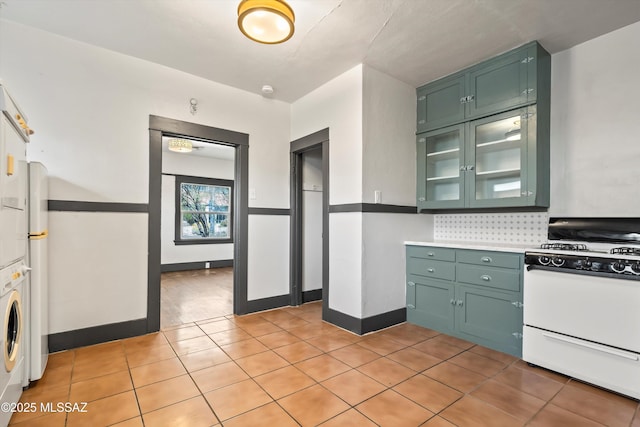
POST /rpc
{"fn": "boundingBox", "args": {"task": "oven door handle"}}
[542,332,640,361]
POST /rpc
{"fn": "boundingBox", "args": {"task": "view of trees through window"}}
[180,182,231,239]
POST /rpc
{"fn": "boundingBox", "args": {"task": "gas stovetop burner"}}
[610,247,640,256]
[540,243,589,251]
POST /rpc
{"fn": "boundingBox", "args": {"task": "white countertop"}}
[404,240,533,253]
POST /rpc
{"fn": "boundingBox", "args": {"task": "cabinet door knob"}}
[450,299,456,305]
[418,96,426,101]
[407,304,415,309]
[418,197,426,201]
[427,252,434,257]
[467,165,475,171]
[460,166,467,171]
[407,281,415,287]
[481,275,491,281]
[418,119,426,124]
[427,268,435,273]
[457,300,464,306]
[481,257,492,263]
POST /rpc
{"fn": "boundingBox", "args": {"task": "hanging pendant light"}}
[237,0,295,44]
[168,138,193,153]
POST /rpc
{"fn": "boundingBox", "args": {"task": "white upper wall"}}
[291,64,363,205]
[549,21,640,217]
[0,20,291,206]
[0,20,291,333]
[362,65,417,206]
[162,151,235,180]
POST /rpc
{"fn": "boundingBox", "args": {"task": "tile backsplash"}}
[434,212,549,246]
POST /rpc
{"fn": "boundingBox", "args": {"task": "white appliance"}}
[0,260,27,427]
[0,83,30,424]
[0,84,30,270]
[27,162,48,382]
[523,218,640,399]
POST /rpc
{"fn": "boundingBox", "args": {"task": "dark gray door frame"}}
[290,128,329,318]
[148,115,250,332]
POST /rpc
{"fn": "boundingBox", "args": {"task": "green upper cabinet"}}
[418,105,549,210]
[416,74,465,133]
[416,41,550,132]
[417,124,466,210]
[415,41,550,211]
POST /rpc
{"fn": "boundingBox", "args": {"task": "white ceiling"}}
[2,0,640,102]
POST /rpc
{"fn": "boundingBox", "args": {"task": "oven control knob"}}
[582,259,592,269]
[631,263,640,274]
[551,257,565,267]
[611,261,626,273]
[538,256,551,265]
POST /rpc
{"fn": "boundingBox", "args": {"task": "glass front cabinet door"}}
[417,124,466,210]
[417,106,541,211]
[467,105,537,208]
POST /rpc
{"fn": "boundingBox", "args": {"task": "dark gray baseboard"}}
[302,289,322,303]
[161,260,233,272]
[324,307,407,335]
[248,207,291,215]
[329,203,417,214]
[48,200,149,213]
[49,318,148,352]
[246,294,290,313]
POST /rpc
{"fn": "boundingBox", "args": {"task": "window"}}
[174,175,233,244]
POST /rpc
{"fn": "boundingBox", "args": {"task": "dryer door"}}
[4,290,22,372]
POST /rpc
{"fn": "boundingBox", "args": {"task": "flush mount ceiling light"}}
[237,0,295,44]
[168,138,193,153]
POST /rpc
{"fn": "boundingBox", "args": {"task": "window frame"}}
[174,175,234,245]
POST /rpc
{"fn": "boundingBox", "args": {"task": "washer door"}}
[4,290,22,372]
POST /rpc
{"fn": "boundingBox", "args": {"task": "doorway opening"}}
[160,137,235,328]
[290,128,329,318]
[148,116,249,333]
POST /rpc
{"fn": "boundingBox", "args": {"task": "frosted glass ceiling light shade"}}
[238,0,295,44]
[168,138,193,153]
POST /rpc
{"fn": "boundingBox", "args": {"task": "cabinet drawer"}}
[456,264,520,292]
[457,250,522,269]
[407,246,456,262]
[407,258,455,281]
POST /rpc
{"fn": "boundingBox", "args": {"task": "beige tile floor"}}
[10,301,640,426]
[161,268,233,329]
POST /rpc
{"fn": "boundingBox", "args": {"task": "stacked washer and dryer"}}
[0,83,48,427]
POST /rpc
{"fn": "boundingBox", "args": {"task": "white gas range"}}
[523,218,640,399]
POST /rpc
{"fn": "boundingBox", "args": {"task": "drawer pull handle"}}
[407,304,415,309]
[427,252,435,257]
[407,281,415,287]
[481,275,491,281]
[481,257,492,263]
[427,268,435,273]
[542,332,639,361]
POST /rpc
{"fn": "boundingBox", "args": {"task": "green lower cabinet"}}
[407,275,455,333]
[456,285,523,356]
[406,246,524,357]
